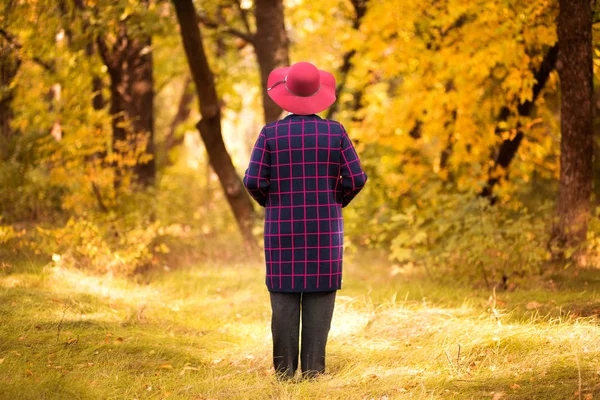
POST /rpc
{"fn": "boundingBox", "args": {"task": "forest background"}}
[2,0,598,284]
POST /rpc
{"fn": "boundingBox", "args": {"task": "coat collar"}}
[282,113,323,121]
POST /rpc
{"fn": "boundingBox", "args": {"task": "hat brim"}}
[267,67,336,115]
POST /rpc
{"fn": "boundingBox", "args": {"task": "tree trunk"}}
[326,0,368,120]
[253,0,290,124]
[165,76,194,161]
[97,24,156,189]
[0,34,20,161]
[129,34,155,186]
[195,0,290,125]
[593,91,600,205]
[551,0,594,249]
[172,0,257,250]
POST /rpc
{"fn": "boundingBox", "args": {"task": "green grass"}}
[1,256,600,399]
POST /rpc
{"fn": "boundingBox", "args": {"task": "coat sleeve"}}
[339,127,367,208]
[243,129,270,207]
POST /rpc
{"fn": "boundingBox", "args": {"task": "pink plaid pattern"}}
[243,114,367,292]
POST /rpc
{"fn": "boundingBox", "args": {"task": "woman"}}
[243,61,367,380]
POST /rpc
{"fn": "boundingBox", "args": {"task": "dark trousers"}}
[269,291,336,379]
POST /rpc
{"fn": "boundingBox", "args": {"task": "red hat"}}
[267,62,336,115]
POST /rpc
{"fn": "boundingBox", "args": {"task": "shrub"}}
[388,191,552,287]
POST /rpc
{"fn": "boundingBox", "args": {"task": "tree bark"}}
[253,0,290,123]
[172,0,257,250]
[165,76,194,161]
[0,32,21,161]
[129,33,155,186]
[551,0,594,249]
[593,90,600,205]
[97,22,156,188]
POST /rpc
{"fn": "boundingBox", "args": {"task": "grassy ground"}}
[1,256,600,399]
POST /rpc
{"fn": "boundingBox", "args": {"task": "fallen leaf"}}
[26,369,33,375]
[159,364,173,369]
[179,366,199,375]
[0,358,4,364]
[492,392,505,400]
[114,337,124,344]
[510,383,520,389]
[526,301,543,310]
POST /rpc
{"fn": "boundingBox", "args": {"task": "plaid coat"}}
[243,114,367,292]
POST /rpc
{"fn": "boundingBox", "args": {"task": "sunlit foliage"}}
[0,0,598,283]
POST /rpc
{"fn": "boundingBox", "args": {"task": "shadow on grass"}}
[0,377,97,400]
[0,319,213,400]
[442,363,600,399]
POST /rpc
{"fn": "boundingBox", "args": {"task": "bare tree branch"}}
[196,11,255,44]
[0,27,17,44]
[326,0,369,119]
[32,56,55,72]
[0,28,54,72]
[91,182,109,212]
[96,35,118,72]
[481,44,558,200]
[233,0,253,35]
[166,76,194,158]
